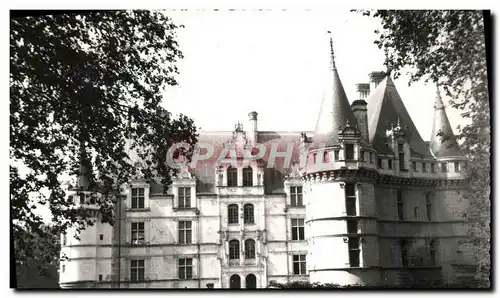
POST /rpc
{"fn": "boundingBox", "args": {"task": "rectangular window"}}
[131,188,145,209]
[228,205,239,224]
[426,193,432,221]
[422,162,427,173]
[99,234,104,241]
[178,221,192,244]
[227,169,238,187]
[79,193,85,204]
[293,254,307,275]
[388,159,393,169]
[454,162,460,172]
[398,143,404,153]
[397,190,404,220]
[412,161,417,171]
[243,168,253,186]
[347,219,357,234]
[441,162,448,173]
[178,187,191,208]
[131,222,145,245]
[378,158,383,169]
[68,195,74,203]
[312,153,317,164]
[400,240,408,267]
[345,183,356,216]
[345,144,354,160]
[431,163,436,173]
[178,258,193,280]
[334,150,340,161]
[414,206,418,218]
[429,240,437,266]
[359,150,364,162]
[348,237,360,267]
[62,264,65,273]
[291,218,305,241]
[369,152,374,163]
[399,153,405,170]
[99,274,103,281]
[290,186,303,206]
[62,234,67,245]
[130,260,145,281]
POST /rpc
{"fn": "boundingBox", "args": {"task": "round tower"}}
[303,32,380,286]
[59,159,115,288]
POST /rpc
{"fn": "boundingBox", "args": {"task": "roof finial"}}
[327,31,336,70]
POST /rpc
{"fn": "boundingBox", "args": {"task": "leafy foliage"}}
[15,225,60,288]
[355,10,491,287]
[11,11,198,269]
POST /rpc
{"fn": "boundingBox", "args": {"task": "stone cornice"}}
[302,168,467,189]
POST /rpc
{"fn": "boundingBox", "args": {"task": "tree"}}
[10,11,198,270]
[356,10,491,287]
[15,225,60,288]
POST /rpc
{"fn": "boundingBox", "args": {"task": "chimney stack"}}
[351,100,369,142]
[368,71,386,92]
[356,83,370,100]
[248,111,258,145]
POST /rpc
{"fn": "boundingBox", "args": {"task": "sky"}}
[162,9,466,138]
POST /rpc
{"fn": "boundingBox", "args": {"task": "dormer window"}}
[398,143,406,171]
[131,188,145,209]
[345,144,354,160]
[388,159,393,170]
[377,158,383,169]
[178,187,191,208]
[334,150,340,161]
[243,167,253,186]
[441,162,448,173]
[323,151,329,163]
[227,166,238,187]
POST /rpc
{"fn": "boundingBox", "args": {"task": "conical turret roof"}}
[429,87,461,157]
[366,74,433,157]
[77,144,92,190]
[312,32,357,148]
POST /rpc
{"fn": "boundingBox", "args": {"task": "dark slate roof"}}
[429,88,462,157]
[187,131,312,194]
[366,74,433,158]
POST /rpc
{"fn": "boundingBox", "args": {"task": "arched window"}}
[244,204,254,224]
[244,239,255,259]
[229,240,240,260]
[243,167,253,186]
[228,204,239,224]
[227,166,238,187]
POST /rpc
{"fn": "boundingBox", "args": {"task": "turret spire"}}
[327,31,336,70]
[312,32,356,147]
[429,85,461,157]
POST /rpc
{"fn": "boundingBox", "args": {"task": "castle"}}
[59,34,473,288]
